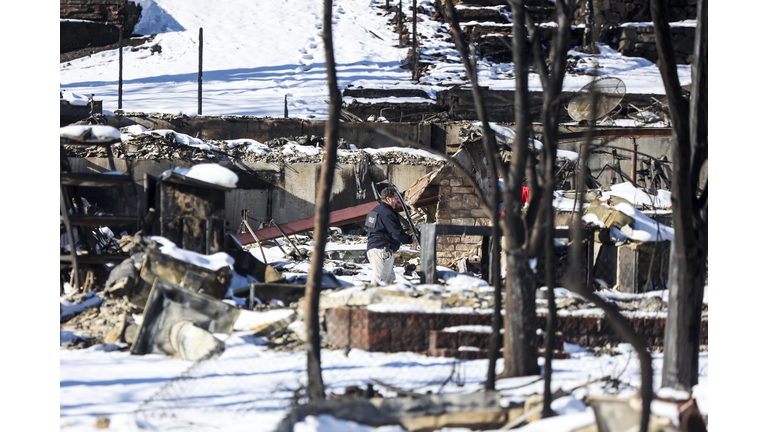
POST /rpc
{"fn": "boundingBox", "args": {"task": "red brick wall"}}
[434,165,491,266]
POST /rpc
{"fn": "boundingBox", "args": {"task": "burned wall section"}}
[557,130,678,193]
[98,115,442,152]
[604,24,697,65]
[436,88,671,124]
[60,0,142,34]
[60,0,142,53]
[570,0,698,65]
[67,157,433,236]
[573,0,697,42]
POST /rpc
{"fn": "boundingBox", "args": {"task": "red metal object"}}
[234,201,378,245]
[234,185,440,245]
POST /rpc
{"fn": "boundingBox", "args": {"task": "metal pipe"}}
[631,138,637,183]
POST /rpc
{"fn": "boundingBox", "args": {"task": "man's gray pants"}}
[367,247,395,285]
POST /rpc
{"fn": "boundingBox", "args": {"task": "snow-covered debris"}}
[150,235,234,270]
[60,89,90,106]
[233,309,297,335]
[158,163,239,187]
[60,124,121,142]
[602,182,672,209]
[225,138,270,155]
[611,202,674,242]
[60,292,103,320]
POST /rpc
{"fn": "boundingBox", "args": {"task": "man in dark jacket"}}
[365,186,413,285]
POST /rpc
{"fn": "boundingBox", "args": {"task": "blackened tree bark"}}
[305,0,342,401]
[525,0,575,417]
[443,0,506,389]
[582,0,597,53]
[497,0,539,380]
[650,0,708,392]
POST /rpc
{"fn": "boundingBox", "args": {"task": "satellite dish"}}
[567,77,626,122]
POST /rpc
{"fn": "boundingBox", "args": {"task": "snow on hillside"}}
[59,0,691,119]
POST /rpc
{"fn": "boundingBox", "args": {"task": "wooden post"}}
[198,27,203,115]
[583,0,596,52]
[118,27,123,110]
[284,95,288,118]
[412,0,418,80]
[631,138,637,183]
[420,224,437,284]
[398,0,402,47]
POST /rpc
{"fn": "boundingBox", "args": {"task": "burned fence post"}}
[412,0,418,81]
[284,94,288,118]
[420,223,437,284]
[118,27,123,110]
[198,27,203,115]
[398,0,403,48]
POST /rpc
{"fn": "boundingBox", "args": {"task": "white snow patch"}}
[150,235,234,271]
[159,163,239,187]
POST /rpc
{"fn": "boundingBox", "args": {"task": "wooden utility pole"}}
[583,0,597,53]
[118,27,123,110]
[198,28,203,115]
[398,0,403,47]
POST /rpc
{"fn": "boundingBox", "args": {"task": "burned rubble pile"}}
[63,125,445,166]
[59,222,695,358]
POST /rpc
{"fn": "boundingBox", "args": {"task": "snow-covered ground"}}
[54,226,709,432]
[0,0,745,430]
[59,329,708,432]
[58,0,691,119]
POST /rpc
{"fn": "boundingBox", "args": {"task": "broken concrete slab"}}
[131,279,239,358]
[274,391,507,432]
[233,309,297,337]
[168,320,226,361]
[128,247,232,309]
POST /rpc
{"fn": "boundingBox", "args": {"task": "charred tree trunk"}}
[651,0,708,392]
[305,0,343,401]
[582,0,597,53]
[443,0,505,389]
[534,0,575,417]
[499,0,539,379]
